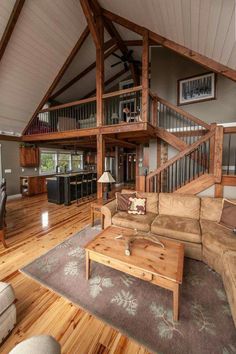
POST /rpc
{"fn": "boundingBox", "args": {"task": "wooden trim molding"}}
[23,26,90,135]
[102,8,236,82]
[0,0,25,62]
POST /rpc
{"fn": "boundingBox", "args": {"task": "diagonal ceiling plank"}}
[0,0,25,62]
[49,42,118,101]
[102,8,236,82]
[22,26,90,135]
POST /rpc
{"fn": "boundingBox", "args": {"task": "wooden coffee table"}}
[85,226,184,321]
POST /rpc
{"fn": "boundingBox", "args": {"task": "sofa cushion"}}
[0,303,16,344]
[116,192,136,211]
[219,199,236,230]
[201,219,236,273]
[222,251,236,327]
[151,215,201,243]
[159,193,200,220]
[0,282,15,316]
[9,335,61,354]
[200,197,223,222]
[112,211,157,232]
[136,192,158,214]
[128,197,146,215]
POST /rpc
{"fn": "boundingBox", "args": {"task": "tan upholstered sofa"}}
[101,191,236,326]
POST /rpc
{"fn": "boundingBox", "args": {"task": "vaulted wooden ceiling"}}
[0,0,235,135]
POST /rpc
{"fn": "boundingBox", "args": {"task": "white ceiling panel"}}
[99,0,236,70]
[0,0,86,134]
[0,0,16,41]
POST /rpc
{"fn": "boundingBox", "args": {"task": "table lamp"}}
[98,171,116,200]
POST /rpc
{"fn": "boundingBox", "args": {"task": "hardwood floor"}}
[0,194,150,354]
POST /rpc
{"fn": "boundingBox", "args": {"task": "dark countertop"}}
[21,170,96,179]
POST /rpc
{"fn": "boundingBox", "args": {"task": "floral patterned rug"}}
[21,225,236,354]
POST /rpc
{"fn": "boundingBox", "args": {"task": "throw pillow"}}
[116,192,136,212]
[128,197,146,215]
[219,199,236,230]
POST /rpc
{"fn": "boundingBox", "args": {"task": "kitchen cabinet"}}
[20,147,39,167]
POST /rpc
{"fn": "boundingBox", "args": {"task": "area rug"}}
[21,225,236,354]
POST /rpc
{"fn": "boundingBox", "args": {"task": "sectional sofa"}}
[101,191,236,327]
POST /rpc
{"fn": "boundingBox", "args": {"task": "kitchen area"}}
[20,144,97,205]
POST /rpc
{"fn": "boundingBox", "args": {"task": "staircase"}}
[146,92,223,194]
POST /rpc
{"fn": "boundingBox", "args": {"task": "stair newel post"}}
[213,125,224,183]
[142,30,149,123]
[209,123,217,175]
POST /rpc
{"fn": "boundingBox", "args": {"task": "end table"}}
[90,198,114,229]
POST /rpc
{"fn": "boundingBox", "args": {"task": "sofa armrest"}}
[101,200,117,229]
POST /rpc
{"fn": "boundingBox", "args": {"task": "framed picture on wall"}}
[177,72,216,106]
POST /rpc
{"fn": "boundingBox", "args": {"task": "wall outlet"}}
[22,168,24,172]
[4,169,12,173]
[34,168,37,171]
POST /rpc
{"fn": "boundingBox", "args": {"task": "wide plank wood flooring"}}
[0,195,150,354]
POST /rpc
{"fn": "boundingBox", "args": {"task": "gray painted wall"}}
[151,47,236,124]
[0,140,39,196]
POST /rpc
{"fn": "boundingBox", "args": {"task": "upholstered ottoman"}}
[0,282,16,343]
[9,335,61,354]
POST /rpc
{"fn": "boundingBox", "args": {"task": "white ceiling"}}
[0,0,87,135]
[0,0,235,134]
[100,0,236,70]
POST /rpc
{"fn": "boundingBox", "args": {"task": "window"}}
[40,150,83,174]
[58,153,71,171]
[40,152,57,174]
[71,154,83,170]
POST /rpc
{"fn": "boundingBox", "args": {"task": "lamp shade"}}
[98,171,116,183]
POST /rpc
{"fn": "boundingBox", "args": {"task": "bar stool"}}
[84,173,93,196]
[92,173,97,194]
[74,174,84,204]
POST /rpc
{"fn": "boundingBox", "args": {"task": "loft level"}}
[23,86,210,143]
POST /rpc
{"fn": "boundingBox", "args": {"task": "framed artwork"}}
[177,72,216,106]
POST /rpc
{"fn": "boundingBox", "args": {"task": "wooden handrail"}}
[156,95,211,130]
[102,85,142,99]
[146,128,215,180]
[38,97,96,113]
[224,126,236,134]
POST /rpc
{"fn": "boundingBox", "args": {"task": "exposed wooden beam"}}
[0,134,21,142]
[102,8,236,82]
[0,0,25,62]
[95,14,104,126]
[104,137,136,149]
[50,43,118,101]
[80,0,100,49]
[83,67,128,98]
[91,0,139,85]
[142,30,149,122]
[23,26,90,135]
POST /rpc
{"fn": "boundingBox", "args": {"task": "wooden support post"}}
[152,95,158,127]
[215,183,223,198]
[97,134,105,199]
[213,125,224,183]
[135,145,140,191]
[142,30,149,122]
[209,123,216,174]
[96,15,104,127]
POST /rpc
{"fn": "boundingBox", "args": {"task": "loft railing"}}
[146,129,215,193]
[103,86,142,125]
[149,91,211,144]
[222,127,236,175]
[25,97,96,135]
[24,86,143,135]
